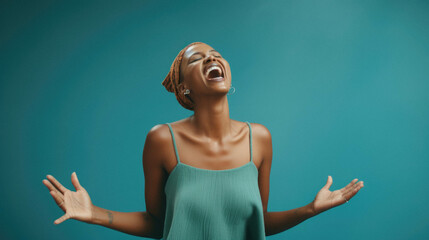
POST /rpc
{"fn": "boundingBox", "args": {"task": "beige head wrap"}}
[162,42,203,111]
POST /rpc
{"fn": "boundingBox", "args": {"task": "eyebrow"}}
[189,49,218,58]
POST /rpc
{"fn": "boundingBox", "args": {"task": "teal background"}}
[1,0,428,239]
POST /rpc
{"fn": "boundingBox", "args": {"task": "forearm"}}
[264,202,317,236]
[89,205,163,239]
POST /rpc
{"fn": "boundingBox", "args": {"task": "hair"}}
[161,42,204,111]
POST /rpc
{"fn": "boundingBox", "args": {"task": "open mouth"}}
[204,63,224,81]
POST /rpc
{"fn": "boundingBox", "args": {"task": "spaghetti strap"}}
[166,123,181,164]
[245,121,253,163]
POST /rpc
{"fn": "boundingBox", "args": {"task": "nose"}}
[203,55,216,64]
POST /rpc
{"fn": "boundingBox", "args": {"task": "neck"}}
[190,95,232,142]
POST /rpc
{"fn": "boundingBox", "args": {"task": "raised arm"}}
[42,124,169,239]
[253,123,364,236]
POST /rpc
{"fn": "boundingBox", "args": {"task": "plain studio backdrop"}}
[1,0,428,239]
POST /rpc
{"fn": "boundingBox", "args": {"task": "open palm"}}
[312,176,364,215]
[42,172,93,224]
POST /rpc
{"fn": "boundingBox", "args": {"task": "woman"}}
[42,42,364,239]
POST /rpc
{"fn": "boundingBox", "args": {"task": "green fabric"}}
[163,122,266,240]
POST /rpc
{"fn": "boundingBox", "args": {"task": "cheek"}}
[185,66,203,85]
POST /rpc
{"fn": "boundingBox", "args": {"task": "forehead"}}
[183,43,215,58]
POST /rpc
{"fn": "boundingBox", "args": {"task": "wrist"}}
[306,201,318,217]
[88,204,102,225]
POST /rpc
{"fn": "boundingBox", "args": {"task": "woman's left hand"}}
[310,176,364,215]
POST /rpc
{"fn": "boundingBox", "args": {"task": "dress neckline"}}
[165,160,257,194]
[178,160,255,172]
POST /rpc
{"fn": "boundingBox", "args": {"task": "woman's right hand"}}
[42,172,94,225]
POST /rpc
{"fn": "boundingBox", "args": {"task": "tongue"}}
[208,69,221,78]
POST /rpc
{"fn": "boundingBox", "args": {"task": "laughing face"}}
[179,43,231,100]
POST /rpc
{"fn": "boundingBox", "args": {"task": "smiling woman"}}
[161,42,232,111]
[42,42,364,240]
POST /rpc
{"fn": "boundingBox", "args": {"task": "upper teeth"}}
[207,66,222,75]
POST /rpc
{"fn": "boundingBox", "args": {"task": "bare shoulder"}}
[248,122,272,142]
[143,123,173,165]
[246,122,273,169]
[146,123,172,143]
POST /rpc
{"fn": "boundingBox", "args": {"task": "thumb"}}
[54,213,70,225]
[71,172,82,191]
[323,175,333,190]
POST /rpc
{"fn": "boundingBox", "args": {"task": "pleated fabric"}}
[163,122,266,240]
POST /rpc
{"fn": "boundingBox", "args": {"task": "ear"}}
[177,83,187,94]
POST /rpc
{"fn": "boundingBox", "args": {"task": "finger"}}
[71,172,82,191]
[342,182,357,198]
[54,213,70,225]
[49,191,66,211]
[340,178,359,193]
[343,181,364,200]
[343,180,364,195]
[323,176,333,190]
[43,179,63,197]
[46,175,68,194]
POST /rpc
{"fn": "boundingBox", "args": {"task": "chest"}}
[165,165,263,220]
[165,128,263,174]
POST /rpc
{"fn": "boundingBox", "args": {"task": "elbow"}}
[151,235,163,239]
[263,212,270,236]
[149,221,164,239]
[263,212,275,237]
[140,212,164,239]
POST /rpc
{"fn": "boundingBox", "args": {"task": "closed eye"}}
[189,54,221,64]
[190,57,202,63]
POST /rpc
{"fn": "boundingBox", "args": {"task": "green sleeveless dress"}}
[163,121,266,240]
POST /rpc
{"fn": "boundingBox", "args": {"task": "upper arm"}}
[142,124,171,229]
[252,123,273,214]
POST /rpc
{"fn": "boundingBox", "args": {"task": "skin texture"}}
[42,42,364,238]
